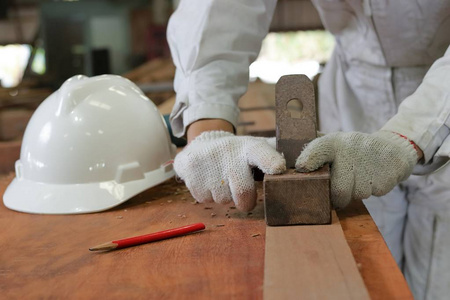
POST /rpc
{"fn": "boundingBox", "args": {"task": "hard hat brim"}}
[3,167,175,214]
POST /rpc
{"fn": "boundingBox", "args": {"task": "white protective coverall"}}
[167,1,450,299]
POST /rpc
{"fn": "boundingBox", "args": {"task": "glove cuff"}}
[374,130,419,169]
[194,130,234,142]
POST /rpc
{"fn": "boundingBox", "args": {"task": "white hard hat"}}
[3,74,176,214]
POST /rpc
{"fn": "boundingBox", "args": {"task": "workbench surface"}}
[0,173,412,299]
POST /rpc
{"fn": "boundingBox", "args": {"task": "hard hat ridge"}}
[56,74,146,115]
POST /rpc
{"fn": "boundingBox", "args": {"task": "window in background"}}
[250,31,335,83]
[31,47,46,75]
[0,44,31,88]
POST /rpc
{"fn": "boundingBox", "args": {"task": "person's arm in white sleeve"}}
[382,46,450,173]
[167,0,277,140]
[297,46,450,209]
[167,0,285,211]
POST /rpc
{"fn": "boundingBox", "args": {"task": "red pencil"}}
[89,223,206,251]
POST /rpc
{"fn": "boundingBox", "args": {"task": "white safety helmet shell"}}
[3,75,176,214]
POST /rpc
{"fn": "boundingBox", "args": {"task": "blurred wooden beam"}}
[270,0,324,32]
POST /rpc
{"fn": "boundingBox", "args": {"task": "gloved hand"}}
[296,131,419,209]
[174,131,286,211]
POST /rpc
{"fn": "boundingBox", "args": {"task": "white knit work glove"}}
[174,131,286,211]
[296,131,418,209]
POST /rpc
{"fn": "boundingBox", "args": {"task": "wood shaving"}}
[251,233,260,237]
[204,207,213,210]
[216,224,225,227]
[211,212,217,217]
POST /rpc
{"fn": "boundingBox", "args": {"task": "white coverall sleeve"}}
[382,46,450,173]
[167,0,277,137]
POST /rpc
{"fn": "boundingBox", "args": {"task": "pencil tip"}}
[89,242,117,252]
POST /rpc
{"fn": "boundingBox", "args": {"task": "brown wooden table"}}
[0,172,412,299]
[0,81,413,299]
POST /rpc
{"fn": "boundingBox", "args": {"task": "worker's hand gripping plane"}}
[175,74,419,225]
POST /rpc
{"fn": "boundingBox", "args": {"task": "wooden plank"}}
[264,211,370,300]
[240,81,411,299]
[122,58,167,82]
[0,87,51,109]
[157,95,175,115]
[238,80,276,136]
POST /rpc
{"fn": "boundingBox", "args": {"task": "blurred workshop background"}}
[0,0,333,173]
